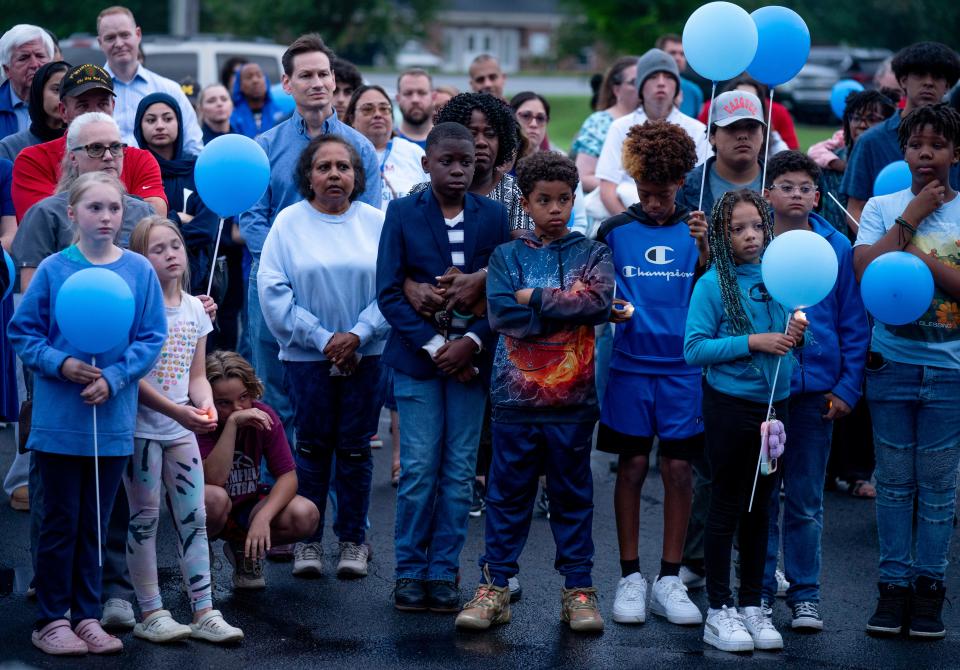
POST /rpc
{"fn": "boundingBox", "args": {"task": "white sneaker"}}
[775,569,790,598]
[292,541,324,577]
[612,573,647,624]
[650,575,703,625]
[742,606,784,650]
[189,610,244,644]
[508,576,522,602]
[337,542,370,578]
[703,606,754,653]
[133,610,192,643]
[100,598,136,629]
[679,565,706,589]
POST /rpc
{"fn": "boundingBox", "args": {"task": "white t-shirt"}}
[595,107,709,187]
[135,292,214,439]
[855,188,960,369]
[379,136,427,210]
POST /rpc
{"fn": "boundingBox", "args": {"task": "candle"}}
[794,309,807,322]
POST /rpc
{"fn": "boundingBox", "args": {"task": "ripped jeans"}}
[124,435,211,613]
[865,358,960,585]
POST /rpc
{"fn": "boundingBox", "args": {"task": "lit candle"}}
[794,309,807,322]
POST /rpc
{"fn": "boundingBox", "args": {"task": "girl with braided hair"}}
[684,189,807,654]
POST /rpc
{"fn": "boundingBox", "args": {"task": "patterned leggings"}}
[124,435,212,613]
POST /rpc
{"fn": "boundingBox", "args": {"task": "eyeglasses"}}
[768,183,817,195]
[850,114,886,125]
[70,142,126,159]
[517,111,548,125]
[357,103,392,117]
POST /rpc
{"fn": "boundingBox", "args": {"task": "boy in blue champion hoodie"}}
[762,151,868,631]
[595,121,709,627]
[455,152,614,633]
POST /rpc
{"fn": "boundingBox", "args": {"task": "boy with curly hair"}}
[594,120,709,626]
[456,151,614,632]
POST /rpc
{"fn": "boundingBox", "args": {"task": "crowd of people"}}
[1,5,960,658]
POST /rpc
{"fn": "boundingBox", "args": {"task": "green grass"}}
[547,95,837,155]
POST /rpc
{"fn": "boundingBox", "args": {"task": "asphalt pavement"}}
[1,416,959,669]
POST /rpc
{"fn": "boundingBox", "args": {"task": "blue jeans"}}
[284,357,385,545]
[247,265,295,448]
[482,421,595,589]
[763,392,833,603]
[866,358,960,584]
[392,370,485,581]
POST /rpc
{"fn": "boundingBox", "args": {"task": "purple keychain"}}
[760,414,786,475]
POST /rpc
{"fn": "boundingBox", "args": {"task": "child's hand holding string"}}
[61,357,101,384]
[687,210,709,262]
[80,378,110,405]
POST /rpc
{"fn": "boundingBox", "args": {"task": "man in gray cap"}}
[596,48,709,215]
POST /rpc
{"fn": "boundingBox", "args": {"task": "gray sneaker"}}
[224,543,266,589]
[292,541,324,577]
[336,542,370,578]
[100,598,136,629]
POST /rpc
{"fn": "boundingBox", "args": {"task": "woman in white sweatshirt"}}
[258,135,389,579]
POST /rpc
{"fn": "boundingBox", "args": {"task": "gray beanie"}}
[635,48,680,92]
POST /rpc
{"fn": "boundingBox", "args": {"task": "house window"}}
[468,35,475,51]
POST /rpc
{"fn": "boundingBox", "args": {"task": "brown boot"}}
[561,586,604,632]
[455,572,511,631]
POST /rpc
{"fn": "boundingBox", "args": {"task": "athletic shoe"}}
[337,542,370,578]
[100,598,135,629]
[133,610,192,643]
[456,582,511,630]
[612,573,647,624]
[266,543,294,562]
[561,587,604,632]
[866,582,910,636]
[508,576,522,603]
[703,606,754,653]
[292,541,324,578]
[469,480,486,518]
[650,575,703,625]
[679,565,706,590]
[742,606,784,650]
[224,543,266,589]
[775,569,790,598]
[910,576,946,638]
[189,610,244,644]
[791,601,824,631]
[761,598,773,619]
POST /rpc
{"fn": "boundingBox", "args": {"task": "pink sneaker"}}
[31,619,88,656]
[74,618,123,654]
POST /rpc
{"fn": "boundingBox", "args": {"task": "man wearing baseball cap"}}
[678,89,767,223]
[10,63,167,219]
[596,48,710,216]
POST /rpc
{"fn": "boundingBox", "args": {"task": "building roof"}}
[441,0,559,13]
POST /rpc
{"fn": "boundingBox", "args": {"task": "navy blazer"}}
[377,188,511,379]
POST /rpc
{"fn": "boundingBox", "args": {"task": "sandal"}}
[134,610,192,643]
[850,480,877,499]
[31,619,87,656]
[74,618,123,654]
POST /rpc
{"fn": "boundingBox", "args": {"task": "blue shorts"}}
[598,370,704,459]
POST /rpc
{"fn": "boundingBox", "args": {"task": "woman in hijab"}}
[0,61,70,161]
[134,92,220,295]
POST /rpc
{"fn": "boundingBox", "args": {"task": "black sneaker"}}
[910,576,946,639]
[791,601,824,631]
[427,580,460,613]
[469,480,486,518]
[866,582,910,635]
[394,578,428,612]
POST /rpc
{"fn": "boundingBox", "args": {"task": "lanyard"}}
[379,140,393,176]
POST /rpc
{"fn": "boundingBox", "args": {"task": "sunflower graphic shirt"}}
[486,230,615,424]
[856,189,960,368]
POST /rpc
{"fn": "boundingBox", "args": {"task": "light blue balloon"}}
[761,230,838,309]
[3,248,13,300]
[270,83,295,115]
[55,268,135,354]
[195,134,270,217]
[830,79,864,120]
[861,251,934,325]
[683,2,759,82]
[873,160,912,196]
[747,6,811,86]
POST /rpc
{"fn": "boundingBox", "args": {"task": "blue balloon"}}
[830,79,864,120]
[270,83,295,115]
[3,248,13,300]
[861,252,934,325]
[747,7,811,86]
[683,2,759,82]
[761,230,838,309]
[873,160,912,196]
[195,134,270,217]
[55,268,135,354]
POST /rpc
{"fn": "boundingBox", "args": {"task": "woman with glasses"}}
[509,92,557,159]
[344,84,427,211]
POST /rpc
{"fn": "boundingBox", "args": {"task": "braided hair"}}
[708,189,774,336]
[433,92,520,168]
[897,102,960,152]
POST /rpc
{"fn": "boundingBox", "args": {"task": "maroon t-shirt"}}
[198,400,295,505]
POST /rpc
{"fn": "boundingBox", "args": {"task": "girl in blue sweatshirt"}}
[684,189,806,654]
[9,173,166,656]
